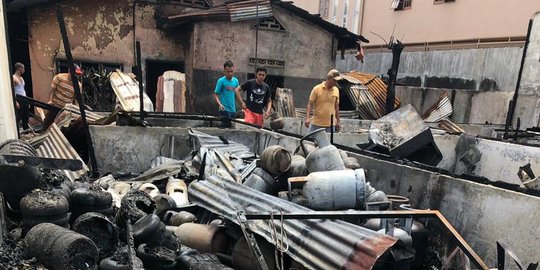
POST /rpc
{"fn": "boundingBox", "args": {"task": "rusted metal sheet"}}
[422,91,453,122]
[228,0,272,22]
[345,85,383,119]
[110,71,154,112]
[189,175,397,270]
[167,0,272,24]
[189,129,255,159]
[438,118,465,134]
[55,103,109,128]
[295,108,359,119]
[344,72,400,118]
[29,123,89,181]
[274,88,296,118]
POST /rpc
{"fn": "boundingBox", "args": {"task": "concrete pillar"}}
[0,1,18,143]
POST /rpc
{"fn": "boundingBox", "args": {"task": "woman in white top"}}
[13,62,29,130]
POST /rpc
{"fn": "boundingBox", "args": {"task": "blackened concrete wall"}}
[27,0,187,103]
[337,47,523,93]
[89,125,540,267]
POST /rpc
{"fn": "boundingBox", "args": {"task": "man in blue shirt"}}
[213,60,239,119]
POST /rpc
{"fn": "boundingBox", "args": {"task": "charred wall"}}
[27,0,187,103]
[337,47,523,92]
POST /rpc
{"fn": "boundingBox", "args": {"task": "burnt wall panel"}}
[425,76,476,90]
[27,0,187,103]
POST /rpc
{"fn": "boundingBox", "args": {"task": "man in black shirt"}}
[235,66,272,127]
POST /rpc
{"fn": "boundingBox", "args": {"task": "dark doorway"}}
[7,11,32,98]
[247,73,284,101]
[145,60,184,107]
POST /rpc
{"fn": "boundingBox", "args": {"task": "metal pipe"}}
[55,3,99,177]
[254,0,259,69]
[136,41,144,122]
[506,18,533,135]
[168,134,175,158]
[330,114,334,144]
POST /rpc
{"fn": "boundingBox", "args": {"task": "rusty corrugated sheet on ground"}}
[168,0,272,24]
[55,104,109,128]
[189,129,255,159]
[275,88,296,117]
[295,108,359,119]
[438,118,465,134]
[422,91,453,122]
[189,175,397,270]
[29,123,89,181]
[344,72,400,119]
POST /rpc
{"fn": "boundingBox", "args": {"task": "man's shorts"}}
[244,108,264,127]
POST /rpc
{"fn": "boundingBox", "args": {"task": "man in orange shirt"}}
[304,69,342,132]
[42,65,83,131]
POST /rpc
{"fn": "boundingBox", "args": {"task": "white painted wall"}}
[0,1,17,143]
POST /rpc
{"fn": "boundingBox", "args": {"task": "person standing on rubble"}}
[214,60,239,120]
[304,69,342,132]
[42,64,83,131]
[13,62,29,130]
[235,66,272,127]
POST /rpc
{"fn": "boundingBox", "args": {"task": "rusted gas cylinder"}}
[20,190,70,231]
[174,223,229,254]
[244,168,279,195]
[23,223,99,270]
[72,212,118,258]
[164,211,197,226]
[260,145,291,176]
[302,129,345,173]
[0,140,41,211]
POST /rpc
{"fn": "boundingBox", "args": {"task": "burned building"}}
[11,0,364,114]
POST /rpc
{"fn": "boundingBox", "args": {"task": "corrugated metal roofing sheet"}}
[168,0,272,23]
[343,72,401,120]
[275,88,296,118]
[164,0,368,48]
[438,118,465,134]
[29,123,89,181]
[55,104,109,128]
[189,129,255,159]
[189,175,397,270]
[422,91,453,123]
[295,108,360,119]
